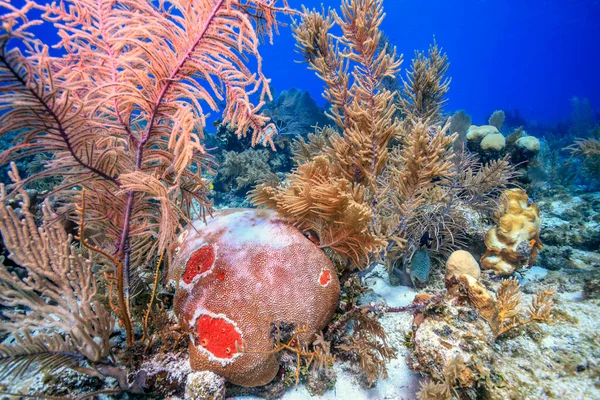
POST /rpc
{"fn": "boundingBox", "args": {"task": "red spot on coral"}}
[195,315,242,359]
[319,269,331,286]
[183,245,215,284]
[216,272,225,280]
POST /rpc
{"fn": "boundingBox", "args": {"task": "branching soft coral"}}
[253,0,514,279]
[566,138,600,182]
[337,307,396,386]
[0,165,112,379]
[293,0,402,188]
[0,0,291,346]
[252,0,400,267]
[459,276,555,340]
[377,118,456,262]
[250,155,385,267]
[491,277,554,339]
[399,41,451,125]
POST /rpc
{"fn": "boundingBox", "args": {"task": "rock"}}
[184,371,225,400]
[263,88,330,135]
[583,272,600,300]
[537,193,600,253]
[410,302,494,383]
[538,245,572,270]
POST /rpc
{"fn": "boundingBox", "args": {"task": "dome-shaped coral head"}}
[169,209,340,387]
[481,189,542,275]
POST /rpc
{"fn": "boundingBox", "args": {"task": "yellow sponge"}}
[481,189,542,275]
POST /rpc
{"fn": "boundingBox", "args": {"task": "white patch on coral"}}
[191,210,292,250]
[190,308,244,367]
[179,280,195,293]
[173,230,189,255]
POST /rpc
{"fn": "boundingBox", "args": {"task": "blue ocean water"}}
[261,0,600,125]
[13,0,600,125]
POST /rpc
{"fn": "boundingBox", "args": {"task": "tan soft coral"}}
[480,188,542,275]
[250,156,384,266]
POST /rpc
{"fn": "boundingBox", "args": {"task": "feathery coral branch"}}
[0,0,291,347]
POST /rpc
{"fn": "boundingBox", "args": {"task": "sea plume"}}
[0,0,291,347]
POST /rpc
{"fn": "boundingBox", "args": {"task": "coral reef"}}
[410,265,556,399]
[169,209,340,387]
[467,122,543,183]
[1,0,595,398]
[252,0,404,268]
[207,121,296,208]
[252,0,515,291]
[481,189,543,275]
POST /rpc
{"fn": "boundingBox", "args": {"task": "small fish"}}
[419,231,433,249]
[410,249,432,287]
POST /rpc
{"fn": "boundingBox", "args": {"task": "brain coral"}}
[169,209,340,387]
[445,250,480,282]
[515,135,541,153]
[481,189,542,275]
[480,133,506,152]
[466,125,499,141]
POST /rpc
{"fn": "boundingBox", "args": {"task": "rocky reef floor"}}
[236,261,599,400]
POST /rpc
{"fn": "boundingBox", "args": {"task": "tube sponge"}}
[480,189,542,275]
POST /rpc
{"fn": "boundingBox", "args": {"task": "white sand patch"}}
[361,264,417,308]
[519,265,548,285]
